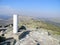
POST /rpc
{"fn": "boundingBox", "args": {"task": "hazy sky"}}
[0,0,60,18]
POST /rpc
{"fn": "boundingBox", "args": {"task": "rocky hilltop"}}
[0,15,60,45]
[0,27,60,45]
[15,29,60,45]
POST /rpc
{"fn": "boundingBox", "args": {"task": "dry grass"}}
[18,19,60,35]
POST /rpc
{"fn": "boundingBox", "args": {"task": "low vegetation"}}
[18,19,60,35]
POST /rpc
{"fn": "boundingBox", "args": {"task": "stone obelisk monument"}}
[13,14,18,34]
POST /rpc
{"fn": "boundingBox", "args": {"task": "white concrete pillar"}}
[13,14,18,34]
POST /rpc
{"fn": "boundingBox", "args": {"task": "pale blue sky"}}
[0,0,60,18]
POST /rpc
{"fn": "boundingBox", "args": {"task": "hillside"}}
[0,15,60,45]
[17,16,60,35]
[0,15,60,35]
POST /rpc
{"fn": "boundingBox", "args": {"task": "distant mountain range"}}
[0,15,60,27]
[0,15,12,20]
[39,18,60,27]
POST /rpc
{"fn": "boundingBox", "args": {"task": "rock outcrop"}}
[15,30,59,45]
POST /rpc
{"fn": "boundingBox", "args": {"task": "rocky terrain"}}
[0,15,60,45]
[0,27,60,45]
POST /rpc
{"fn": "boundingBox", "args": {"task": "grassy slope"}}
[18,18,60,35]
